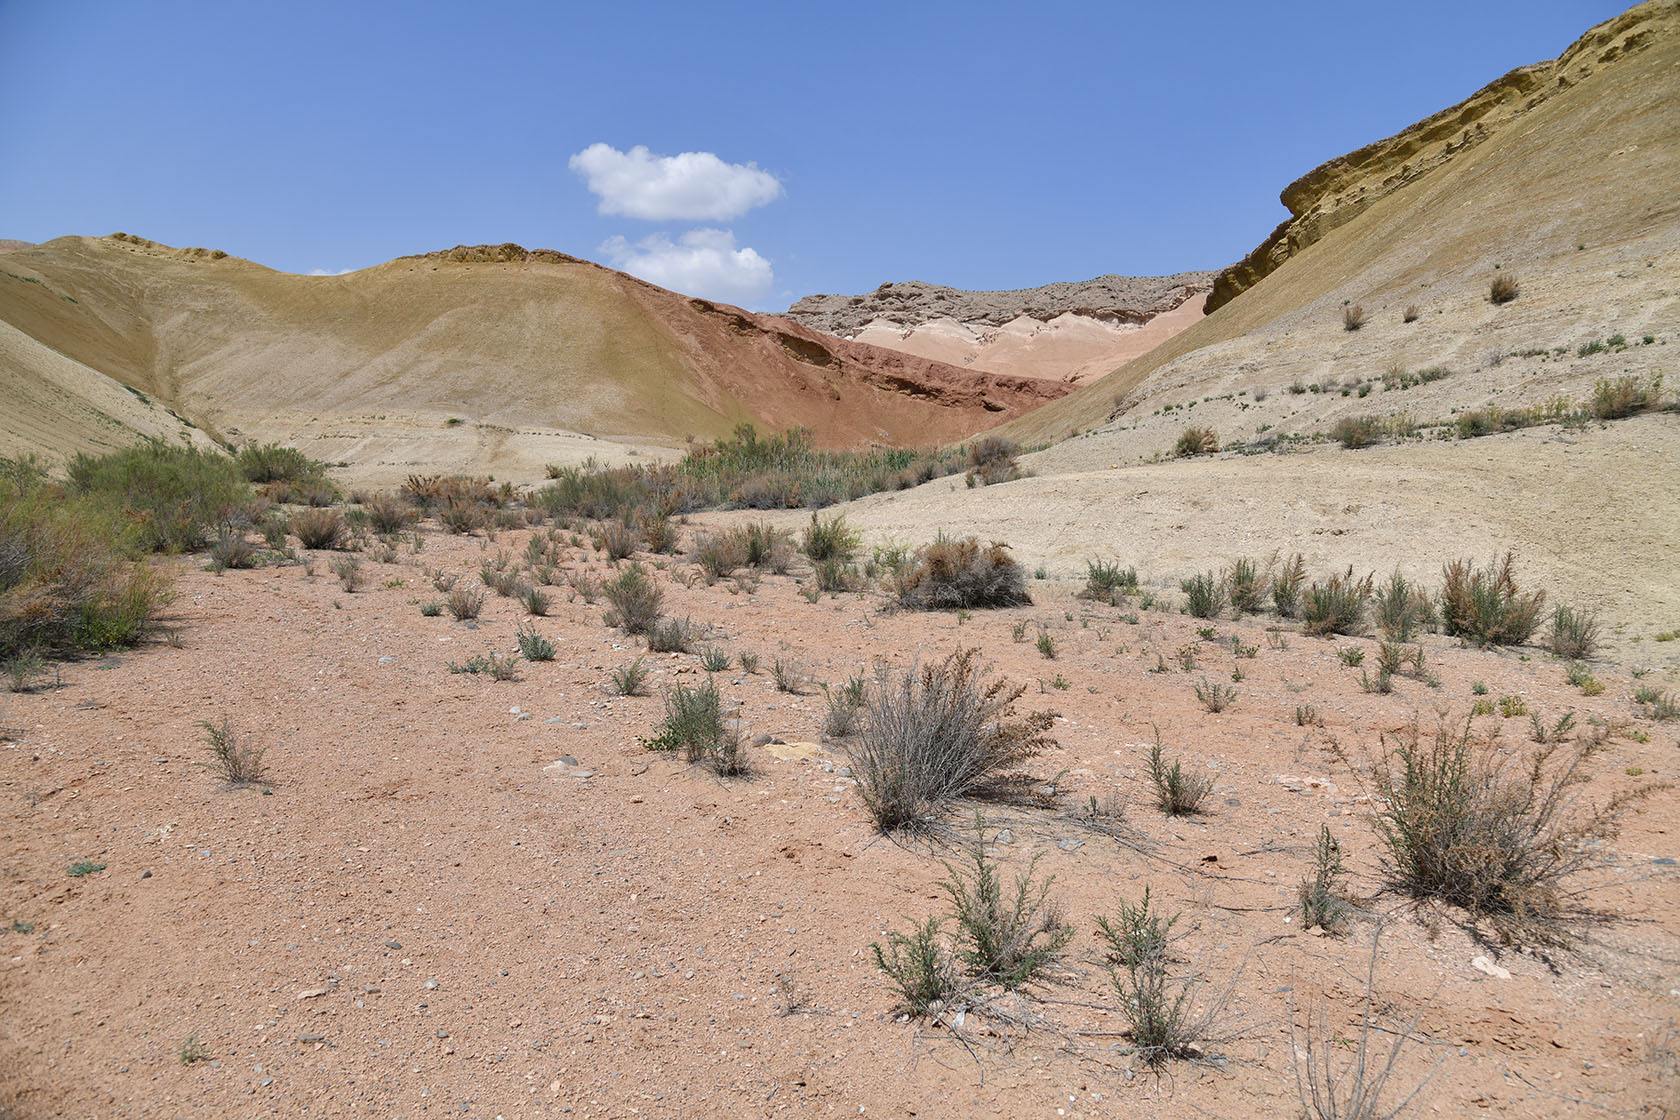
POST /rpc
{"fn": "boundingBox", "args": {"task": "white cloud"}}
[570,143,783,221]
[307,267,356,276]
[600,228,773,305]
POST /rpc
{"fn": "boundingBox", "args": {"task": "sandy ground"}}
[3,514,1677,1119]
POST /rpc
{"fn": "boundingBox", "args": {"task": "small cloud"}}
[600,228,773,305]
[307,267,357,276]
[570,143,783,222]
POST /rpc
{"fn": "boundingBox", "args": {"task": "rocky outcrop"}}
[1206,1,1675,313]
[785,273,1215,337]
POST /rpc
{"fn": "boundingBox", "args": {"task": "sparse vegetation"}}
[1193,677,1235,713]
[196,716,268,787]
[1226,556,1267,615]
[849,649,1056,833]
[1081,558,1138,603]
[966,435,1021,486]
[1333,415,1381,449]
[290,508,346,551]
[1272,552,1307,619]
[1147,730,1213,816]
[939,824,1074,989]
[1373,571,1434,642]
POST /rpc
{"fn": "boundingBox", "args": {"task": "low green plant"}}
[940,821,1074,989]
[1295,704,1319,727]
[67,860,106,877]
[516,622,557,661]
[449,652,519,680]
[1193,677,1235,713]
[1338,647,1366,668]
[821,673,868,738]
[1147,730,1213,815]
[1297,825,1354,934]
[178,1036,211,1065]
[329,555,362,592]
[645,616,697,653]
[1498,694,1527,718]
[801,511,859,564]
[1180,570,1226,619]
[196,716,268,786]
[870,918,955,1017]
[609,657,650,696]
[419,601,442,617]
[1082,558,1138,602]
[771,657,808,694]
[1036,630,1057,660]
[698,646,731,673]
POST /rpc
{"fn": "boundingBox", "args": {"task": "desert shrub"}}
[1590,373,1664,420]
[1193,677,1235,713]
[1373,571,1434,642]
[1402,304,1420,323]
[593,518,638,561]
[1223,556,1266,615]
[449,651,520,680]
[234,442,325,484]
[67,440,250,553]
[1174,426,1218,458]
[849,648,1056,833]
[609,656,650,696]
[871,918,956,1018]
[437,500,488,535]
[813,555,851,593]
[290,508,345,550]
[446,584,483,620]
[363,493,418,533]
[329,555,362,591]
[1147,731,1213,815]
[603,563,663,635]
[196,717,268,786]
[1081,558,1138,602]
[1180,571,1226,619]
[895,536,1030,610]
[1489,273,1519,304]
[1439,552,1544,646]
[1035,629,1056,660]
[1272,552,1307,618]
[1303,568,1373,637]
[966,435,1020,486]
[771,657,808,693]
[522,585,551,616]
[1297,825,1354,934]
[801,512,859,564]
[821,673,867,738]
[1342,305,1366,331]
[645,616,697,653]
[1099,888,1230,1068]
[207,532,260,570]
[0,483,171,658]
[636,508,677,553]
[4,650,44,692]
[1332,415,1382,449]
[940,829,1073,989]
[681,530,741,581]
[1372,714,1654,945]
[642,677,748,773]
[738,521,791,570]
[1548,604,1599,660]
[516,622,556,661]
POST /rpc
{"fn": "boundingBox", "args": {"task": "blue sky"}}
[0,1,1631,309]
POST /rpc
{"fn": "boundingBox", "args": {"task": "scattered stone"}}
[385,940,402,950]
[423,978,439,990]
[1471,956,1512,980]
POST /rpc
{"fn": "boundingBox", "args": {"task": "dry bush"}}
[1373,571,1435,642]
[196,716,268,787]
[692,530,747,581]
[603,562,663,635]
[1272,552,1307,618]
[849,648,1056,833]
[207,532,260,570]
[363,493,418,534]
[1371,714,1660,946]
[595,519,639,561]
[1439,552,1544,646]
[1402,305,1420,324]
[1343,305,1367,331]
[896,536,1030,610]
[1488,273,1519,304]
[1226,556,1267,615]
[288,508,345,551]
[446,584,483,621]
[966,435,1021,486]
[1548,604,1599,660]
[1590,373,1664,420]
[1174,426,1218,457]
[1333,415,1382,449]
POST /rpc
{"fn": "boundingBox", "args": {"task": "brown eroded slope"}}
[0,237,1067,482]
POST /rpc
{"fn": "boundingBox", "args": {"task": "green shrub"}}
[1147,731,1212,815]
[196,716,268,786]
[1303,568,1372,637]
[516,622,557,661]
[871,918,955,1017]
[939,829,1073,989]
[642,678,749,774]
[0,481,171,659]
[1590,374,1663,419]
[603,563,663,635]
[1180,571,1226,619]
[1193,677,1235,713]
[1373,571,1434,642]
[1100,887,1228,1068]
[692,530,746,581]
[234,442,326,484]
[821,673,867,738]
[1081,558,1138,602]
[609,657,650,696]
[1439,552,1544,646]
[849,648,1055,833]
[67,440,249,553]
[895,536,1030,610]
[801,512,859,564]
[646,616,697,653]
[1297,825,1353,934]
[1332,415,1381,449]
[1226,557,1267,615]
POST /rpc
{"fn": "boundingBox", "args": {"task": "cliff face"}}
[785,273,1214,337]
[1206,1,1676,313]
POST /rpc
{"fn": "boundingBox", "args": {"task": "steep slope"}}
[784,273,1211,383]
[0,237,1068,481]
[1000,0,1679,449]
